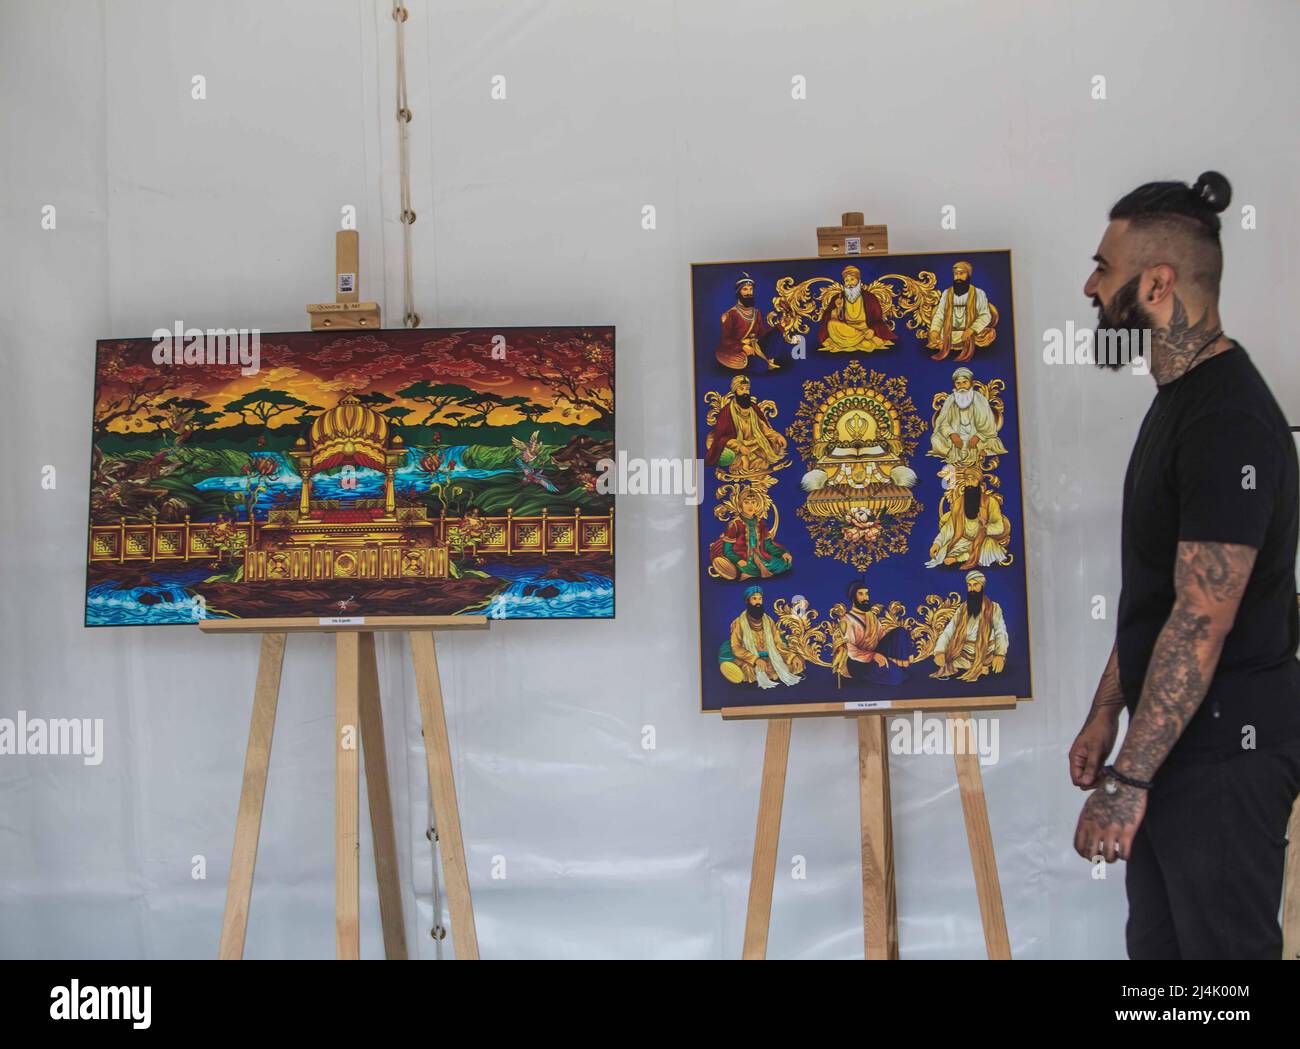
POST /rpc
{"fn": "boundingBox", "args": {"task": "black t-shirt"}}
[1118,345,1300,758]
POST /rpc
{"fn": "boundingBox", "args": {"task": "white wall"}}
[1,0,1295,959]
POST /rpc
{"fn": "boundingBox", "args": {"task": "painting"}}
[85,326,614,625]
[693,252,1031,712]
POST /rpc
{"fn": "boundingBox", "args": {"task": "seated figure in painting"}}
[817,265,897,353]
[704,375,790,480]
[929,367,1008,468]
[835,580,912,685]
[718,585,804,689]
[709,482,792,580]
[932,571,1009,682]
[926,260,997,361]
[717,273,804,370]
[926,464,1012,568]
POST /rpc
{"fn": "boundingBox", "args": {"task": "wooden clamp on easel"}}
[205,234,483,959]
[725,697,1014,960]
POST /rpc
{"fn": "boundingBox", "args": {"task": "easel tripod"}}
[206,617,485,959]
[726,695,1015,960]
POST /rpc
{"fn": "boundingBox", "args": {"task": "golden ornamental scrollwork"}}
[766,271,941,343]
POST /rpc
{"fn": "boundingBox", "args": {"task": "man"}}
[926,260,994,361]
[703,374,789,478]
[839,580,911,684]
[925,468,1012,569]
[817,264,897,352]
[717,274,803,370]
[1069,171,1300,959]
[718,585,803,688]
[932,570,1008,681]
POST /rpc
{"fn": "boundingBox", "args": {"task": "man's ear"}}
[1144,264,1177,306]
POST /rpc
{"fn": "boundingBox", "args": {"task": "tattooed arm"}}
[1068,640,1125,788]
[1115,541,1256,780]
[1074,541,1256,861]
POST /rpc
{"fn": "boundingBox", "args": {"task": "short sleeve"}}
[1174,410,1281,549]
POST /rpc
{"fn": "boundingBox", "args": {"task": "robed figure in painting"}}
[932,571,1009,681]
[717,273,801,370]
[703,375,789,479]
[837,579,912,684]
[817,265,897,353]
[719,585,804,688]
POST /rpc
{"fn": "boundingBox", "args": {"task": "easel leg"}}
[949,713,1011,959]
[858,716,899,960]
[336,632,361,959]
[1283,795,1300,960]
[410,631,480,959]
[743,717,792,959]
[218,632,286,960]
[358,632,408,960]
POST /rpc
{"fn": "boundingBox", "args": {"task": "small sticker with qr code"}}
[338,273,356,294]
[844,236,862,254]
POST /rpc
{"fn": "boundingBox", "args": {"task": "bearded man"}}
[927,260,994,361]
[839,580,912,685]
[932,571,1008,681]
[817,265,897,352]
[703,375,788,478]
[930,367,1008,467]
[717,274,804,370]
[719,585,803,689]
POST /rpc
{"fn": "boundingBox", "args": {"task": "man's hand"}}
[1074,780,1147,862]
[1069,708,1119,788]
[950,434,964,449]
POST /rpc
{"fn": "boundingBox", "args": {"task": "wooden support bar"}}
[742,717,792,959]
[201,616,488,634]
[950,713,1011,959]
[335,632,361,959]
[858,716,899,959]
[218,632,286,959]
[358,632,408,960]
[410,630,480,959]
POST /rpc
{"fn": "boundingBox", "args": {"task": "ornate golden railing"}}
[87,507,614,563]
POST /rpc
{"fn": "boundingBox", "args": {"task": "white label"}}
[320,616,364,625]
[844,236,861,254]
[337,272,356,294]
[844,700,892,711]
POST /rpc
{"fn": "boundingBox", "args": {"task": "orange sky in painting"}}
[95,327,613,434]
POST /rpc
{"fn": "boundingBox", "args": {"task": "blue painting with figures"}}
[692,251,1033,713]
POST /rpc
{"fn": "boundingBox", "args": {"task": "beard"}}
[738,291,754,307]
[852,595,872,612]
[734,392,753,408]
[953,388,975,409]
[1093,275,1150,371]
[965,591,985,617]
[844,282,863,303]
[746,605,765,625]
[953,279,970,296]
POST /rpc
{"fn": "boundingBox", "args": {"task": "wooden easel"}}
[204,233,481,958]
[724,695,1015,960]
[204,617,485,959]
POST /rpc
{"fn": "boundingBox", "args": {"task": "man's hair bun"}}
[1192,171,1231,214]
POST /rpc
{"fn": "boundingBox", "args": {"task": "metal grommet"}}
[393,6,409,22]
[398,107,412,122]
[401,209,417,225]
[405,313,420,328]
[430,924,447,941]
[425,825,438,842]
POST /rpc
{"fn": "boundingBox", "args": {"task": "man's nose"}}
[1083,273,1098,298]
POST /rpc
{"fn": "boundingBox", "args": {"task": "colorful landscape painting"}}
[85,326,615,625]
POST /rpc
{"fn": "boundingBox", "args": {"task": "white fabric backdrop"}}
[1,0,1296,959]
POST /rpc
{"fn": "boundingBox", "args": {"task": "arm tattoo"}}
[1083,641,1125,727]
[1115,541,1256,780]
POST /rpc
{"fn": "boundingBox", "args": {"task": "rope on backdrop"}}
[393,2,419,328]
[395,1,439,953]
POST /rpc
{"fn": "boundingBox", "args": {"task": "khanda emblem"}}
[784,361,926,572]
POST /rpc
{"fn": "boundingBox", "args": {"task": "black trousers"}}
[1126,742,1300,959]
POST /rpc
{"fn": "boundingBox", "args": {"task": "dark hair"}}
[1108,171,1231,290]
[1109,170,1232,235]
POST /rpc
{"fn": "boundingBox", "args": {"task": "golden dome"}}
[309,393,390,471]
